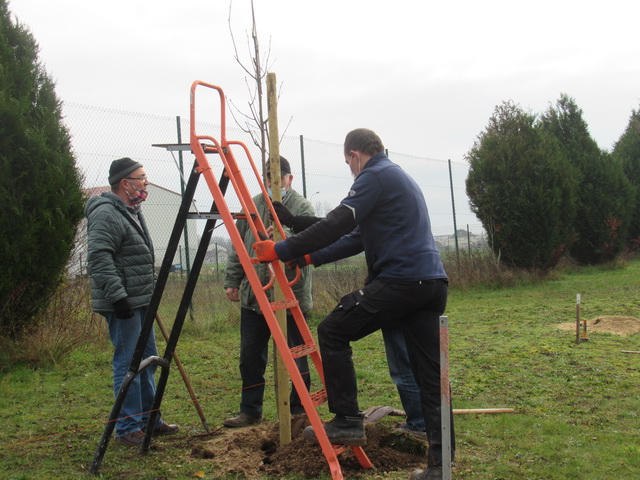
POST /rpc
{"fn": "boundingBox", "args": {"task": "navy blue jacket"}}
[275,152,446,281]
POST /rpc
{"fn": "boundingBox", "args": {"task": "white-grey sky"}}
[9,0,640,162]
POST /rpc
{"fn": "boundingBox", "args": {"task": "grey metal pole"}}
[448,159,460,270]
[176,116,192,278]
[300,134,307,198]
[440,315,452,480]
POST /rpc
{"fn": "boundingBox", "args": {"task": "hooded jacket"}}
[224,189,315,313]
[85,192,155,313]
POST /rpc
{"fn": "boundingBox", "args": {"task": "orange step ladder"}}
[88,80,372,478]
[188,80,372,479]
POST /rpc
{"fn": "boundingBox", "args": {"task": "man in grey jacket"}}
[223,157,315,427]
[86,157,178,446]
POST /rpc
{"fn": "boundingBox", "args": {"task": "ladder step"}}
[310,388,328,406]
[290,343,318,358]
[270,299,298,311]
[186,211,255,220]
[151,142,228,154]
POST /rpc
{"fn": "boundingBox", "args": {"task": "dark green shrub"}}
[0,0,84,338]
[540,94,633,264]
[613,106,640,249]
[465,101,578,271]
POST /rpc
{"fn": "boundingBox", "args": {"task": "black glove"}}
[113,298,134,319]
[271,201,294,227]
[286,254,313,270]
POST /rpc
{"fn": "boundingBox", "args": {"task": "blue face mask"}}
[268,187,287,199]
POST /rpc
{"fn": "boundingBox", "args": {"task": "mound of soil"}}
[189,416,425,479]
[556,315,640,336]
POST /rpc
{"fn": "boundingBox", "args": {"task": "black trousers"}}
[317,277,454,466]
[239,307,311,418]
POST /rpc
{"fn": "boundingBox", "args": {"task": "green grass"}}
[1,260,640,479]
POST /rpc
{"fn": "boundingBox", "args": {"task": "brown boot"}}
[223,412,262,428]
[115,430,145,447]
[153,421,179,436]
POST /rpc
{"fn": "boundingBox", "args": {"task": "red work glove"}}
[286,254,312,270]
[253,231,279,263]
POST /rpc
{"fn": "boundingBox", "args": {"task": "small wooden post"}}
[267,72,291,445]
[440,315,452,480]
[575,294,581,345]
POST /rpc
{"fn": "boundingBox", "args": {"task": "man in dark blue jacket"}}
[253,129,454,480]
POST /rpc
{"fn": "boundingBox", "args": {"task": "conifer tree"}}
[0,0,84,337]
[540,94,633,264]
[466,101,578,270]
[613,106,640,249]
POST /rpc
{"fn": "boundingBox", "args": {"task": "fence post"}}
[448,159,460,273]
[300,134,307,198]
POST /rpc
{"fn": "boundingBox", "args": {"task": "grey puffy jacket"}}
[85,192,155,313]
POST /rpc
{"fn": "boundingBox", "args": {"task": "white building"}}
[71,183,200,276]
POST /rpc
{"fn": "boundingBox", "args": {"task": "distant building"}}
[434,231,487,251]
[71,183,200,276]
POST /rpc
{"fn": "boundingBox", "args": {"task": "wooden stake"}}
[576,293,581,344]
[266,72,291,446]
[155,314,210,432]
[453,408,515,414]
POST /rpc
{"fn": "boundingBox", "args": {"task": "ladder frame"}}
[89,80,372,479]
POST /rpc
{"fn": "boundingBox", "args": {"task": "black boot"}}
[302,413,366,446]
[409,466,442,479]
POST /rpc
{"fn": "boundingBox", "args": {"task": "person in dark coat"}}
[86,157,178,447]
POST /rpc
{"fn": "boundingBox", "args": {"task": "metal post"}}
[176,116,191,278]
[300,134,307,198]
[448,160,460,271]
[440,315,452,480]
[215,243,219,279]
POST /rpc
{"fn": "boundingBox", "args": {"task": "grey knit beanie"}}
[108,157,143,185]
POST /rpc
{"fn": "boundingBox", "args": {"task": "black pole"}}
[176,116,195,320]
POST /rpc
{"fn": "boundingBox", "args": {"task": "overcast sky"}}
[9,0,640,163]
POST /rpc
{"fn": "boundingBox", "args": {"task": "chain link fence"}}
[66,102,485,276]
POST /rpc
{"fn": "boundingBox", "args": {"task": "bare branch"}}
[228,1,254,78]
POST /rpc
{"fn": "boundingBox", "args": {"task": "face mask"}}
[125,183,148,204]
[268,187,287,199]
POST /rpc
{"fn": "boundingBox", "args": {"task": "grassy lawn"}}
[1,260,639,479]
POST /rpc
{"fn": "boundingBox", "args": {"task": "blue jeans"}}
[383,327,426,431]
[239,307,311,418]
[105,307,164,437]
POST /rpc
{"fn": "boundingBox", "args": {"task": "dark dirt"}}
[189,416,426,479]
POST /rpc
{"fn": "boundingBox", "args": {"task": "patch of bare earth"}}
[189,416,425,479]
[555,315,640,336]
